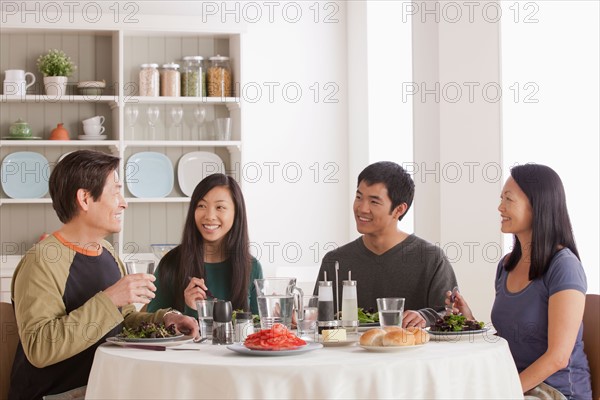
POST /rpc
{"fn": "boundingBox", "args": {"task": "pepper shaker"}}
[212,300,234,345]
[317,280,337,333]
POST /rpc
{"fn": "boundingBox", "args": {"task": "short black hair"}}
[49,150,120,223]
[357,161,415,221]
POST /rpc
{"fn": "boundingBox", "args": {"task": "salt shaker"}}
[234,311,254,343]
[341,280,358,334]
[212,300,234,345]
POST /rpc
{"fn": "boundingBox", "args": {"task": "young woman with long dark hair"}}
[148,174,262,315]
[449,164,591,399]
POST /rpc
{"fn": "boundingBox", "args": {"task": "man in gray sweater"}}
[314,161,457,328]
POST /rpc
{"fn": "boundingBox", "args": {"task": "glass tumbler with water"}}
[196,299,216,341]
[254,278,304,330]
[297,295,319,341]
[376,297,405,327]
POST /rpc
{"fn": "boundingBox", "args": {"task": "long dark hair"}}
[160,174,251,310]
[504,164,579,280]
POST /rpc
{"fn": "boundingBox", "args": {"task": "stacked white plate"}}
[177,152,225,196]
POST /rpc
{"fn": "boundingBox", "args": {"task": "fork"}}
[445,286,459,316]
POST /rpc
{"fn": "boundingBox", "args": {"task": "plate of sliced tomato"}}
[227,323,323,356]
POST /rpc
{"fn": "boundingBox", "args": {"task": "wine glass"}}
[193,106,207,140]
[169,106,184,140]
[146,106,160,140]
[125,106,139,140]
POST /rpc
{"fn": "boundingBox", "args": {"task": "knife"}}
[121,344,201,351]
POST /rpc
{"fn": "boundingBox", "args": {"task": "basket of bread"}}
[359,326,430,352]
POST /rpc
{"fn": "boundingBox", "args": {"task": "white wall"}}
[501,0,599,294]
[347,1,414,239]
[412,1,503,321]
[1,1,350,285]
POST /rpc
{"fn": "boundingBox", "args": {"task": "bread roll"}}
[382,329,416,347]
[383,326,403,333]
[406,326,430,345]
[359,329,386,346]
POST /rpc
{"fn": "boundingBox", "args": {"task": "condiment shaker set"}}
[317,265,359,333]
[207,300,254,345]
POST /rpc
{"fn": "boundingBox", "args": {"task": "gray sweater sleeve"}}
[417,254,457,326]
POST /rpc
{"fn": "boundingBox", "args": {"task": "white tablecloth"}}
[86,335,523,399]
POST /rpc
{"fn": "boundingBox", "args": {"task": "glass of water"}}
[297,295,319,341]
[376,298,405,327]
[196,299,216,341]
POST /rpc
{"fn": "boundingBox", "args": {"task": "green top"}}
[147,252,263,317]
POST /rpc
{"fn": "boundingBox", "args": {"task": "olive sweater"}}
[9,233,169,400]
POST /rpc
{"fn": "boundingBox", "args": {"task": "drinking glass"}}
[125,106,139,140]
[215,117,231,141]
[297,295,318,341]
[125,260,155,275]
[192,106,206,140]
[376,297,405,327]
[146,106,160,140]
[169,106,183,140]
[196,299,216,341]
[125,261,155,304]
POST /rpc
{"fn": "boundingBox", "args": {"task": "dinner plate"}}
[1,151,49,199]
[319,333,360,347]
[177,151,225,197]
[106,335,193,347]
[226,342,323,356]
[359,344,426,352]
[78,135,107,140]
[426,327,492,341]
[320,339,358,347]
[427,327,490,336]
[126,152,174,198]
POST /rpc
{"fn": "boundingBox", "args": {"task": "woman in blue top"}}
[449,164,591,399]
[148,174,263,316]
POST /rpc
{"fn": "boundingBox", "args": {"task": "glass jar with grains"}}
[181,56,205,97]
[161,63,180,97]
[207,55,232,97]
[139,63,159,97]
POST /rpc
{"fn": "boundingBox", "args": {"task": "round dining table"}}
[86,333,523,399]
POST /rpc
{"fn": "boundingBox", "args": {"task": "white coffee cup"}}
[3,69,36,96]
[83,124,105,136]
[82,116,105,125]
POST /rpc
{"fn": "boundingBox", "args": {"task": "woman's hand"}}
[184,277,210,309]
[445,290,475,320]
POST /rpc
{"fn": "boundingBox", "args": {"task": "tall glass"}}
[196,299,216,341]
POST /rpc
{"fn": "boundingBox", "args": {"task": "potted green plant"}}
[36,49,76,97]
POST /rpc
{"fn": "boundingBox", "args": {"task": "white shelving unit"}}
[0,27,243,257]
